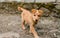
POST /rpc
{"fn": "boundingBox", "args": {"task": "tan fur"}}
[18,6,43,38]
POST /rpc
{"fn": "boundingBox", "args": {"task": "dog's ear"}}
[39,10,43,13]
[31,9,36,14]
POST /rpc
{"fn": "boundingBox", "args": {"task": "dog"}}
[18,6,43,38]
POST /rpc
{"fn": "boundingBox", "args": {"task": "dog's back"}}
[18,7,33,24]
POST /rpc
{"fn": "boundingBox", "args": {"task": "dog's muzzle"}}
[36,20,38,22]
[34,20,38,24]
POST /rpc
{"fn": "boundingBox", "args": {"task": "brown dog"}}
[18,6,43,38]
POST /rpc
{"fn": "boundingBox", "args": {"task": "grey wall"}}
[0,0,60,2]
[0,0,21,2]
[21,0,34,2]
[0,0,5,2]
[20,0,55,2]
[57,0,60,2]
[36,0,55,2]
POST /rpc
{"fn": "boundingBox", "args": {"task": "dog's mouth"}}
[34,20,38,24]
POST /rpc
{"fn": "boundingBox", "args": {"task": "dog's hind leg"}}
[21,13,26,30]
[21,20,26,30]
[21,16,26,30]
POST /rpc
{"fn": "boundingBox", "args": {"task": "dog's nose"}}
[35,20,38,24]
[36,20,38,22]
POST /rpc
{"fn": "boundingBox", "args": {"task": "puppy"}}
[18,6,43,38]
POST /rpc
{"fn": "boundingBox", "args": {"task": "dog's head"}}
[31,9,43,22]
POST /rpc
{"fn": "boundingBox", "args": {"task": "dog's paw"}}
[35,36,39,38]
[22,26,26,30]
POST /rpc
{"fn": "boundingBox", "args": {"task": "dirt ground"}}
[0,2,60,38]
[0,14,33,38]
[0,13,60,38]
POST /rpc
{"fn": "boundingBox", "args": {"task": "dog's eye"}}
[38,15,40,17]
[34,15,36,16]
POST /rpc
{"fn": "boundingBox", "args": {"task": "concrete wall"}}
[57,0,60,2]
[0,0,21,2]
[0,0,60,2]
[36,0,55,2]
[20,0,55,2]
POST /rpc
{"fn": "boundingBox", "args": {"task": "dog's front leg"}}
[30,24,39,38]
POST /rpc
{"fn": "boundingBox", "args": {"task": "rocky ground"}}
[0,14,60,38]
[0,2,60,38]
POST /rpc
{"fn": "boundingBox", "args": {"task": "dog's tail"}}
[18,7,22,11]
[18,6,25,12]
